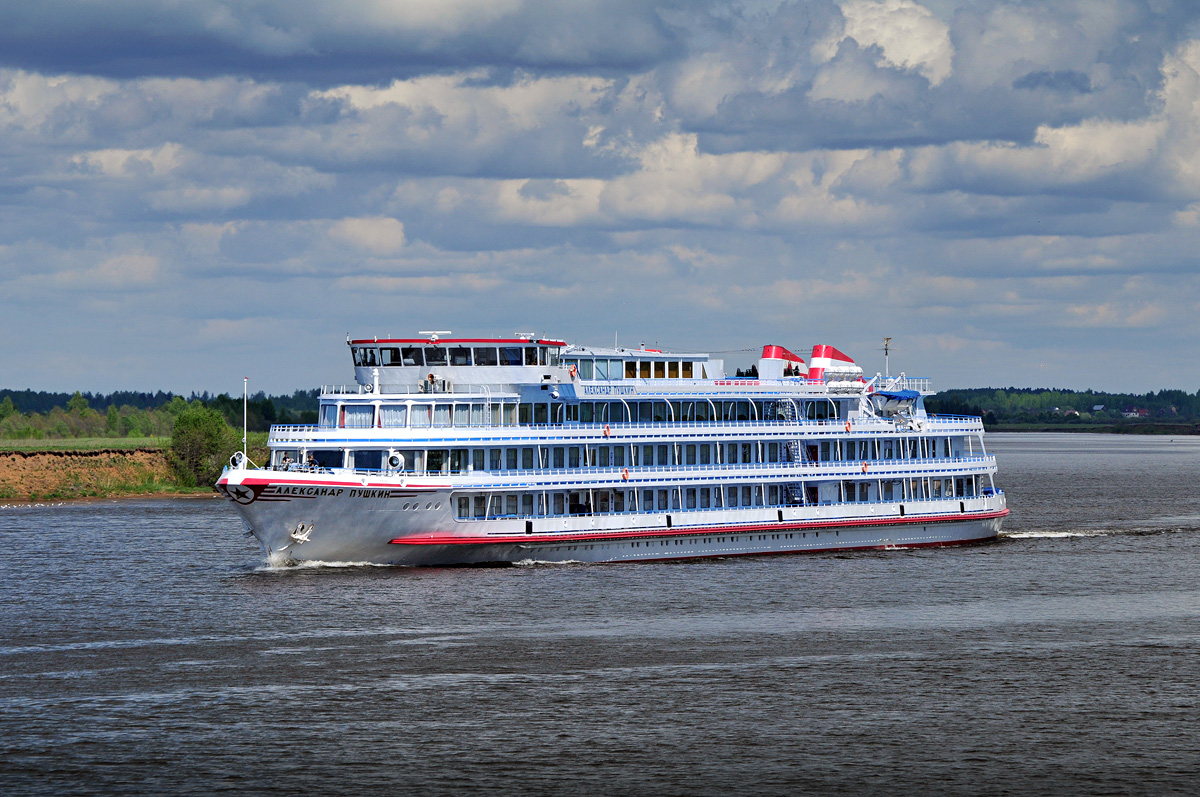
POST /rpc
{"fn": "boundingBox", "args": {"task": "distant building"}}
[1092,404,1105,412]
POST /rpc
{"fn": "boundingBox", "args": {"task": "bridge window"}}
[500,346,522,366]
[626,361,637,378]
[668,361,679,378]
[682,361,693,378]
[654,362,665,379]
[424,346,447,366]
[379,348,402,366]
[473,347,498,366]
[449,347,472,366]
[640,362,651,378]
[401,346,423,366]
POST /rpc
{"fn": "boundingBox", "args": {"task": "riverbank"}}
[0,448,209,502]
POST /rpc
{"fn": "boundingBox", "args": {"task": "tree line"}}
[0,389,318,440]
[924,387,1200,424]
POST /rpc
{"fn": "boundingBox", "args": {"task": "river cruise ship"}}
[218,333,1007,565]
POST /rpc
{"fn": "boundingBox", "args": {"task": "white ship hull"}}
[220,471,1007,566]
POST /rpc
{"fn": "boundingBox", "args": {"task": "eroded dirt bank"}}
[0,448,180,501]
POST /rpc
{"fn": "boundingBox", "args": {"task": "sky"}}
[3,0,1200,396]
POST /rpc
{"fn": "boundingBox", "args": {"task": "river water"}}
[1,433,1198,795]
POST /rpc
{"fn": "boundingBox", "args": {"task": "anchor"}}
[289,521,314,544]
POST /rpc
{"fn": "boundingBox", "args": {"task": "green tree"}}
[169,404,237,487]
[0,396,15,421]
[106,404,120,433]
[67,391,89,414]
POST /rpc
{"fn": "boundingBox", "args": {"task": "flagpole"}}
[243,377,248,462]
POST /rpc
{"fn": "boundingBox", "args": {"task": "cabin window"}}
[318,404,337,428]
[449,347,472,366]
[685,445,696,465]
[379,405,408,428]
[682,362,693,378]
[700,445,711,465]
[626,362,637,378]
[613,446,625,467]
[700,488,711,508]
[594,360,608,380]
[379,348,402,366]
[401,346,423,366]
[694,402,710,422]
[608,360,622,379]
[521,448,534,469]
[639,362,651,378]
[654,362,665,379]
[727,486,738,507]
[768,442,778,462]
[533,404,548,424]
[668,362,679,378]
[426,450,447,473]
[433,405,451,427]
[500,347,523,366]
[310,450,344,469]
[457,497,470,519]
[473,496,486,518]
[353,450,383,471]
[453,404,470,426]
[577,360,593,380]
[342,405,374,428]
[424,346,447,366]
[473,347,498,366]
[523,347,538,366]
[410,404,432,428]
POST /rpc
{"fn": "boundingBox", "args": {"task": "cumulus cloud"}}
[2,1,1200,393]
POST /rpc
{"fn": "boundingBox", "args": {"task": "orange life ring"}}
[621,468,629,481]
[845,421,852,432]
[603,424,611,437]
[861,462,868,473]
[569,365,577,378]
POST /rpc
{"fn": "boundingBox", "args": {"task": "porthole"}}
[426,502,432,510]
[434,502,441,510]
[402,502,410,510]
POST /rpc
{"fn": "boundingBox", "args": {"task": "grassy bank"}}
[986,422,1200,434]
[0,436,169,452]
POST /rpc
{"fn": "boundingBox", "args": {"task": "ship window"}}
[566,447,579,468]
[768,442,778,462]
[553,494,565,515]
[668,361,679,379]
[473,347,498,366]
[742,443,752,463]
[453,404,469,426]
[699,445,711,465]
[639,362,651,378]
[700,488,711,508]
[768,485,779,505]
[594,360,608,380]
[657,490,668,510]
[433,405,451,427]
[521,448,534,469]
[473,496,486,518]
[399,346,422,366]
[519,403,532,424]
[470,404,483,426]
[426,450,448,473]
[500,346,522,366]
[608,360,622,380]
[379,348,402,366]
[449,347,472,366]
[727,486,738,507]
[613,446,625,467]
[743,486,752,506]
[654,361,665,379]
[309,450,344,469]
[694,402,709,422]
[657,445,668,466]
[457,497,470,519]
[598,447,610,467]
[685,445,696,465]
[318,404,337,428]
[505,495,518,517]
[580,403,593,423]
[626,361,637,378]
[573,359,589,380]
[424,346,447,366]
[682,361,693,378]
[379,405,408,427]
[343,405,374,428]
[533,404,548,424]
[652,402,666,423]
[411,405,431,428]
[884,482,894,500]
[552,447,564,468]
[450,450,467,474]
[523,347,538,366]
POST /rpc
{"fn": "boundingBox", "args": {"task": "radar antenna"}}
[882,337,893,378]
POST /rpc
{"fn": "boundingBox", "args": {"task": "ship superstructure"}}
[218,333,1007,565]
